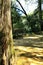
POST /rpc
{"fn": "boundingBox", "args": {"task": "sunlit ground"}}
[14,35,43,65]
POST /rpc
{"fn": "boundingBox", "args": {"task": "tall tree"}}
[0,0,14,65]
[38,0,42,30]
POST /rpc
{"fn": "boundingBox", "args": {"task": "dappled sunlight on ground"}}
[14,35,43,65]
[15,46,43,65]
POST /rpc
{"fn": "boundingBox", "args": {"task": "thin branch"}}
[11,6,25,14]
[16,0,27,16]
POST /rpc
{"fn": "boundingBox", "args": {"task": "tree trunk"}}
[0,0,14,65]
[38,0,42,31]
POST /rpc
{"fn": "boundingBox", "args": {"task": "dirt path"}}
[14,36,43,48]
[14,35,43,65]
[15,46,43,65]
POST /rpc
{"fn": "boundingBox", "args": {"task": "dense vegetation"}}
[11,0,43,38]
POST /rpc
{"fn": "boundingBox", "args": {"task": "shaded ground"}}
[14,35,43,65]
[14,35,43,48]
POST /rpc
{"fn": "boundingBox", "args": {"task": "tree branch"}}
[11,6,25,14]
[16,0,27,16]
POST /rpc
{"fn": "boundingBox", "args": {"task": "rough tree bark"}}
[0,0,14,65]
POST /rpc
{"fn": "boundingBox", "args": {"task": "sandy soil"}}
[14,36,43,65]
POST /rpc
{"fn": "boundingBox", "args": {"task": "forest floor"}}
[14,35,43,65]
